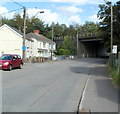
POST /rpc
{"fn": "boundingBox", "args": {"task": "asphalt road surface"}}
[2,58,119,112]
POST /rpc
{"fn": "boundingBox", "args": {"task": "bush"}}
[59,49,71,55]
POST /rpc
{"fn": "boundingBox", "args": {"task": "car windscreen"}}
[0,55,13,60]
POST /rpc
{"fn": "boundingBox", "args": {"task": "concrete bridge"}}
[54,34,108,58]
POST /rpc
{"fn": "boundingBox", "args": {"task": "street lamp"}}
[32,11,44,19]
[22,9,44,63]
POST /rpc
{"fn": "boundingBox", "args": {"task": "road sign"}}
[112,45,117,54]
[22,46,26,50]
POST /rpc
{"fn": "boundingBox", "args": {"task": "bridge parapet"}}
[54,34,96,41]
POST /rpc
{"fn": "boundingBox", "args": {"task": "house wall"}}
[31,38,56,58]
[25,39,34,58]
[31,38,40,57]
[0,25,23,57]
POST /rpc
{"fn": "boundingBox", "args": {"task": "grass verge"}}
[109,67,120,87]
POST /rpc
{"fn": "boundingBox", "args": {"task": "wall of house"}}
[31,38,39,57]
[0,25,23,57]
[31,38,56,58]
[25,39,34,58]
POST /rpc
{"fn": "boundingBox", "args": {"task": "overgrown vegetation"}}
[109,67,120,87]
[108,54,120,87]
[98,1,120,87]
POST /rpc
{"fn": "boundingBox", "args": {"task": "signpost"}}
[112,45,117,69]
[22,46,26,50]
[112,45,117,54]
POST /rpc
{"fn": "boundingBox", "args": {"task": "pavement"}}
[79,58,119,113]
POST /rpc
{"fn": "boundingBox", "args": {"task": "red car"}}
[0,54,23,71]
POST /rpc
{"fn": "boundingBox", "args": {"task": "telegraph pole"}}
[22,7,26,63]
[104,0,113,53]
[51,22,54,60]
[111,4,113,53]
[77,30,79,55]
[52,22,54,41]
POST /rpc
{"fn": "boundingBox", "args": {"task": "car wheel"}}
[19,64,23,69]
[9,65,12,71]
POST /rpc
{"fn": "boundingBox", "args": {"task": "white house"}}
[0,24,33,58]
[26,30,56,58]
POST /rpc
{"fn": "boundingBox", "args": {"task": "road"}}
[2,58,119,112]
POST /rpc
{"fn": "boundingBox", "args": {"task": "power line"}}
[0,8,23,16]
[10,0,25,8]
[0,0,25,16]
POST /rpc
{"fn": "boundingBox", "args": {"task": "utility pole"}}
[104,0,113,53]
[52,22,54,41]
[111,4,113,53]
[22,7,26,63]
[77,30,79,55]
[51,22,54,60]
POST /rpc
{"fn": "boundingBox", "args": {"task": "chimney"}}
[34,30,40,34]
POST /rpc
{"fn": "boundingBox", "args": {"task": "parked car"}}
[0,54,23,71]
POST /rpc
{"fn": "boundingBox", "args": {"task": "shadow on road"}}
[73,58,108,64]
[69,66,91,75]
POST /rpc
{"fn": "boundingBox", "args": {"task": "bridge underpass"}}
[78,38,108,58]
[54,35,108,58]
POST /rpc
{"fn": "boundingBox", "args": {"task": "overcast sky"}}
[0,0,119,26]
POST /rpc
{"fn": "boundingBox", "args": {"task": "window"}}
[13,56,17,60]
[43,42,46,48]
[0,55,12,60]
[49,43,53,49]
[17,55,21,59]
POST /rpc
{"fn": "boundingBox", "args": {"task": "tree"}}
[75,21,99,37]
[57,36,76,55]
[98,1,120,52]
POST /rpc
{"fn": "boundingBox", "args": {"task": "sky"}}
[0,0,119,26]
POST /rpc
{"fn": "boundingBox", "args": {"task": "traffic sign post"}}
[112,45,117,69]
[112,45,117,54]
[22,46,26,50]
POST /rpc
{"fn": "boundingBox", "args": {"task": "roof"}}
[0,24,34,42]
[26,33,55,44]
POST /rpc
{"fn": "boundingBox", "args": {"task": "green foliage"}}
[79,21,99,36]
[57,36,76,55]
[59,49,71,55]
[108,54,120,87]
[109,67,120,87]
[98,1,120,52]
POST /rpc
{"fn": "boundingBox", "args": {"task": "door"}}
[11,55,18,68]
[17,55,22,67]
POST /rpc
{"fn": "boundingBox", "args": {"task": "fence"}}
[26,57,47,63]
[108,52,120,86]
